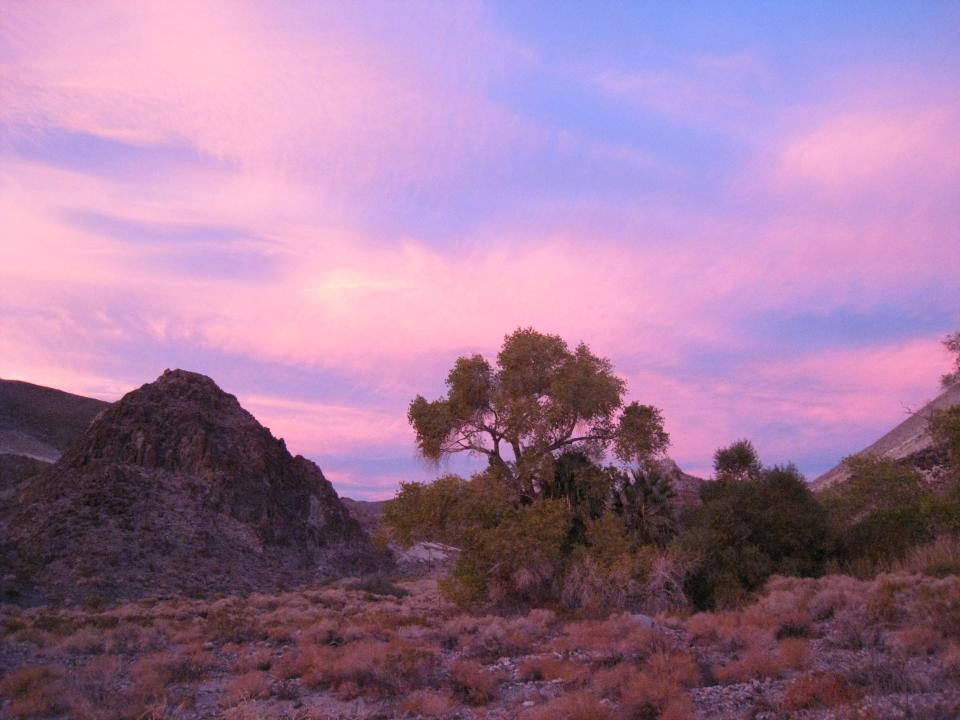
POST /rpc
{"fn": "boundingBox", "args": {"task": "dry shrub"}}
[61,626,106,655]
[302,638,440,699]
[517,656,590,685]
[550,614,673,662]
[588,653,698,720]
[0,665,64,718]
[399,689,457,717]
[204,606,261,644]
[449,659,505,705]
[223,671,270,706]
[827,607,882,650]
[781,671,861,711]
[895,535,960,577]
[645,650,701,688]
[520,690,617,720]
[61,655,126,719]
[621,673,697,720]
[845,654,926,695]
[233,647,274,673]
[459,615,543,660]
[778,637,811,669]
[130,647,213,702]
[887,626,944,656]
[714,645,785,684]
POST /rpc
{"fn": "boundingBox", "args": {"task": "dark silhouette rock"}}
[0,369,385,605]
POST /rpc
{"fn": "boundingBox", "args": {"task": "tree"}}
[713,439,762,482]
[614,466,676,546]
[407,328,669,501]
[942,331,960,388]
[679,464,829,609]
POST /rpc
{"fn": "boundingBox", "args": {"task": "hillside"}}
[0,378,108,462]
[0,369,384,605]
[813,383,960,490]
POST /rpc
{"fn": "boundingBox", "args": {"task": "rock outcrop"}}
[0,369,384,605]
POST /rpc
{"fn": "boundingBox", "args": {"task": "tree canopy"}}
[407,328,669,501]
[942,331,960,388]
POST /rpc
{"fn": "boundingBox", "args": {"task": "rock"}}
[0,369,387,605]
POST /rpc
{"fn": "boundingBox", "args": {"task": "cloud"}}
[778,108,959,192]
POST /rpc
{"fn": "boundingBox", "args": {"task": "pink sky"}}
[2,2,958,497]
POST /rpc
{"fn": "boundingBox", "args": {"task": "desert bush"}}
[930,405,960,483]
[517,656,590,685]
[448,659,505,705]
[551,614,674,662]
[346,573,411,599]
[679,465,829,610]
[0,665,65,718]
[895,533,960,577]
[398,689,456,717]
[302,638,440,699]
[520,691,617,720]
[233,647,274,673]
[449,498,573,607]
[130,647,213,702]
[781,672,861,712]
[222,671,270,705]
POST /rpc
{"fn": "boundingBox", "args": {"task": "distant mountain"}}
[0,378,108,462]
[0,369,384,605]
[813,383,960,491]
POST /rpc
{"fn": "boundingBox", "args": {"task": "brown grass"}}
[449,658,505,705]
[520,690,617,720]
[781,671,862,711]
[223,671,271,705]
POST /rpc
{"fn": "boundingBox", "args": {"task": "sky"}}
[1,1,959,499]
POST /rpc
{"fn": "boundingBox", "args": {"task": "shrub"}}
[679,465,829,609]
[0,666,64,718]
[517,656,590,685]
[520,691,617,720]
[449,498,573,607]
[398,689,456,717]
[223,672,270,705]
[302,639,440,699]
[448,659,504,705]
[781,672,861,711]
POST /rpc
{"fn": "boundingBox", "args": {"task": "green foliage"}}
[613,466,676,547]
[382,472,512,548]
[942,330,960,388]
[679,465,829,609]
[407,328,669,499]
[821,456,924,523]
[929,406,960,483]
[449,499,574,607]
[712,439,762,482]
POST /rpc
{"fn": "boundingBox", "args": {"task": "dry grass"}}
[449,658,505,704]
[2,570,960,719]
[520,690,618,720]
[781,671,862,711]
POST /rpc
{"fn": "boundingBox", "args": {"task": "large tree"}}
[407,328,669,501]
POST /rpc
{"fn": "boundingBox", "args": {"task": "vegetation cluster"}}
[385,329,960,613]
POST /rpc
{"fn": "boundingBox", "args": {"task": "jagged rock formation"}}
[813,383,960,491]
[655,457,705,507]
[0,369,384,605]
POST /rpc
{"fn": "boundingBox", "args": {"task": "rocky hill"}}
[0,369,384,605]
[0,377,108,462]
[813,382,960,490]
